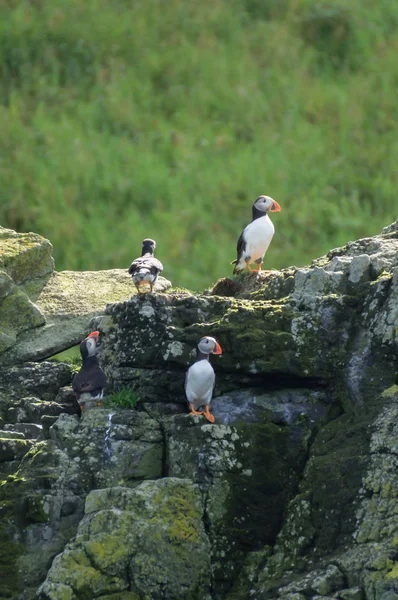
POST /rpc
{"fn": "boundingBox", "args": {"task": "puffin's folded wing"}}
[128,257,143,275]
[236,230,246,258]
[72,367,106,395]
[148,257,163,275]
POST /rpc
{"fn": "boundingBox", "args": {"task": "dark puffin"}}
[185,336,222,424]
[128,238,163,293]
[231,195,281,274]
[72,331,106,414]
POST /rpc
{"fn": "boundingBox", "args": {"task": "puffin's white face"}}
[85,332,100,356]
[85,337,98,356]
[198,336,223,355]
[254,195,281,213]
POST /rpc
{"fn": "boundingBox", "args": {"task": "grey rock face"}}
[100,221,398,411]
[0,226,172,364]
[0,227,53,355]
[37,479,211,600]
[1,221,398,600]
[50,409,164,487]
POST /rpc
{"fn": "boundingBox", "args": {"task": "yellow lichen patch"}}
[154,493,200,544]
[382,385,398,399]
[85,537,127,570]
[36,269,171,316]
[0,228,53,284]
[386,563,398,579]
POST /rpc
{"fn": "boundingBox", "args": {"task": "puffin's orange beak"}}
[87,331,100,339]
[213,342,222,355]
[270,200,281,212]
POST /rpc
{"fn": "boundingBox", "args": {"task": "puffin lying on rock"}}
[185,336,222,423]
[128,238,163,293]
[72,331,106,414]
[231,195,281,274]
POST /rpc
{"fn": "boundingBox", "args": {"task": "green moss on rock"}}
[39,479,211,600]
[0,227,54,285]
[0,287,45,353]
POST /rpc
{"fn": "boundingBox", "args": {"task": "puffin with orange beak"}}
[185,336,222,423]
[72,331,106,414]
[231,195,281,274]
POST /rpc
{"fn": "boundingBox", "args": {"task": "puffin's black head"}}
[141,238,156,255]
[253,195,281,214]
[197,336,223,355]
[80,331,100,360]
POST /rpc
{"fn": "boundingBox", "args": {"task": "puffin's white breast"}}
[243,215,275,261]
[185,360,215,406]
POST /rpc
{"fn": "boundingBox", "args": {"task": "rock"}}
[0,437,34,462]
[312,565,346,595]
[41,415,60,439]
[1,221,398,600]
[165,409,316,593]
[4,422,43,440]
[0,361,71,401]
[55,386,78,406]
[0,441,88,598]
[37,479,211,600]
[0,227,53,355]
[50,410,164,487]
[0,227,54,285]
[100,222,398,412]
[6,397,76,425]
[1,268,171,364]
[337,588,365,600]
[0,429,25,440]
[211,387,331,426]
[0,226,172,364]
[274,564,345,597]
[0,288,45,353]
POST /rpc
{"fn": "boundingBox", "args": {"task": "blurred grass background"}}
[0,0,397,290]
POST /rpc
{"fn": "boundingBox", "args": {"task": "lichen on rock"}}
[37,479,211,600]
[1,221,398,600]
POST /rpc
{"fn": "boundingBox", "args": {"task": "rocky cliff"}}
[0,222,397,600]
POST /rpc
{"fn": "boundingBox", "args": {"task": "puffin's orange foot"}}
[189,403,204,416]
[246,263,258,273]
[79,404,84,414]
[96,401,103,407]
[204,407,215,423]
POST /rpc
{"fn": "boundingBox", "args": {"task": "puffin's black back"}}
[72,355,106,396]
[128,255,163,276]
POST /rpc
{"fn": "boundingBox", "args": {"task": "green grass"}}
[0,0,397,290]
[104,387,140,410]
[49,345,81,373]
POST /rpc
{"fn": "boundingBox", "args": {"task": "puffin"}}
[72,331,106,414]
[128,238,163,293]
[185,336,222,424]
[231,195,281,274]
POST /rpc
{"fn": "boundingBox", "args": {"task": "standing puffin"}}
[185,336,222,424]
[231,195,281,274]
[128,238,163,293]
[72,331,106,414]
